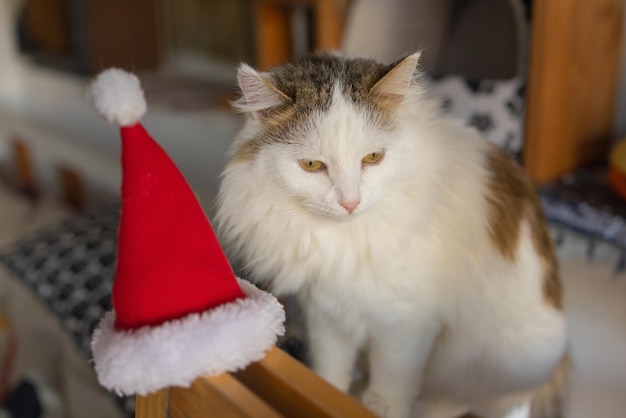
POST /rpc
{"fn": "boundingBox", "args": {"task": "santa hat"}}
[88,69,284,396]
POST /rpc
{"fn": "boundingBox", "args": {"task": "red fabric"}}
[113,124,246,330]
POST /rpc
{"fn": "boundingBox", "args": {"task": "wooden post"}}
[58,166,85,210]
[253,1,293,69]
[523,0,624,184]
[312,0,350,52]
[135,388,168,418]
[12,139,37,199]
[252,0,350,69]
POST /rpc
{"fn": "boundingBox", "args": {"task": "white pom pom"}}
[89,68,147,127]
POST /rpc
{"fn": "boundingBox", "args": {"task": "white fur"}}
[89,68,147,127]
[216,65,566,418]
[91,279,285,396]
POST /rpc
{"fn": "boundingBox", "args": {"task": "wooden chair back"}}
[135,347,377,418]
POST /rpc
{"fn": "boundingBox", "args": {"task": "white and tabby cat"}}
[215,53,567,418]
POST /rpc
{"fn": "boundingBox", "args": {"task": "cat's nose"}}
[340,199,360,214]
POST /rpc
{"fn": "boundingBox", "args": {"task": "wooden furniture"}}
[8,137,85,210]
[252,0,351,69]
[523,0,624,184]
[135,347,377,418]
[252,0,625,185]
[11,139,38,200]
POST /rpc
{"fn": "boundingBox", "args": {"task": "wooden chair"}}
[135,346,377,418]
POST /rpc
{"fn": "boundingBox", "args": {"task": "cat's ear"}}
[233,64,292,120]
[370,52,421,99]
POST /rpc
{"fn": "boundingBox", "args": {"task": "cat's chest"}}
[300,231,442,326]
[281,218,442,292]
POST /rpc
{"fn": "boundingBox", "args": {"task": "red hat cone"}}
[113,123,246,330]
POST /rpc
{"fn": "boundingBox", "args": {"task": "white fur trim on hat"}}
[91,279,285,396]
[89,68,147,127]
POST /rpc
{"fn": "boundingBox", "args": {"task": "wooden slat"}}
[205,373,284,418]
[58,166,85,210]
[234,347,377,418]
[253,1,293,69]
[136,348,375,417]
[12,139,37,199]
[136,374,284,418]
[169,377,246,418]
[253,0,350,69]
[312,0,350,51]
[135,388,168,418]
[523,0,624,184]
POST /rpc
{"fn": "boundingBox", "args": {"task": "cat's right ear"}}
[233,64,292,120]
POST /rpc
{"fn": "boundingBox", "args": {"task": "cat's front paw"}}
[362,389,412,418]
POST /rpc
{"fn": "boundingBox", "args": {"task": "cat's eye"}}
[362,150,385,165]
[299,159,325,172]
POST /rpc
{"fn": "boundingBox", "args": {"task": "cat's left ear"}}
[370,52,421,99]
[233,64,292,120]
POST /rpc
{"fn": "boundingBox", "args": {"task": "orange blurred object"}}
[608,167,626,200]
[609,140,626,200]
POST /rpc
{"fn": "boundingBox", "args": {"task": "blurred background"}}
[0,1,625,418]
[1,0,624,195]
[0,0,539,203]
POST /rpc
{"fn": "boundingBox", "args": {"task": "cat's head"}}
[228,53,425,220]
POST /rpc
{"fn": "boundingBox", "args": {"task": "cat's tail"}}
[530,354,570,418]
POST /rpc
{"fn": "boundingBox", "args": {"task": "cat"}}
[215,53,568,418]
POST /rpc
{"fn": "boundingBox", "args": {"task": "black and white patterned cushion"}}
[0,206,119,357]
[424,75,525,161]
